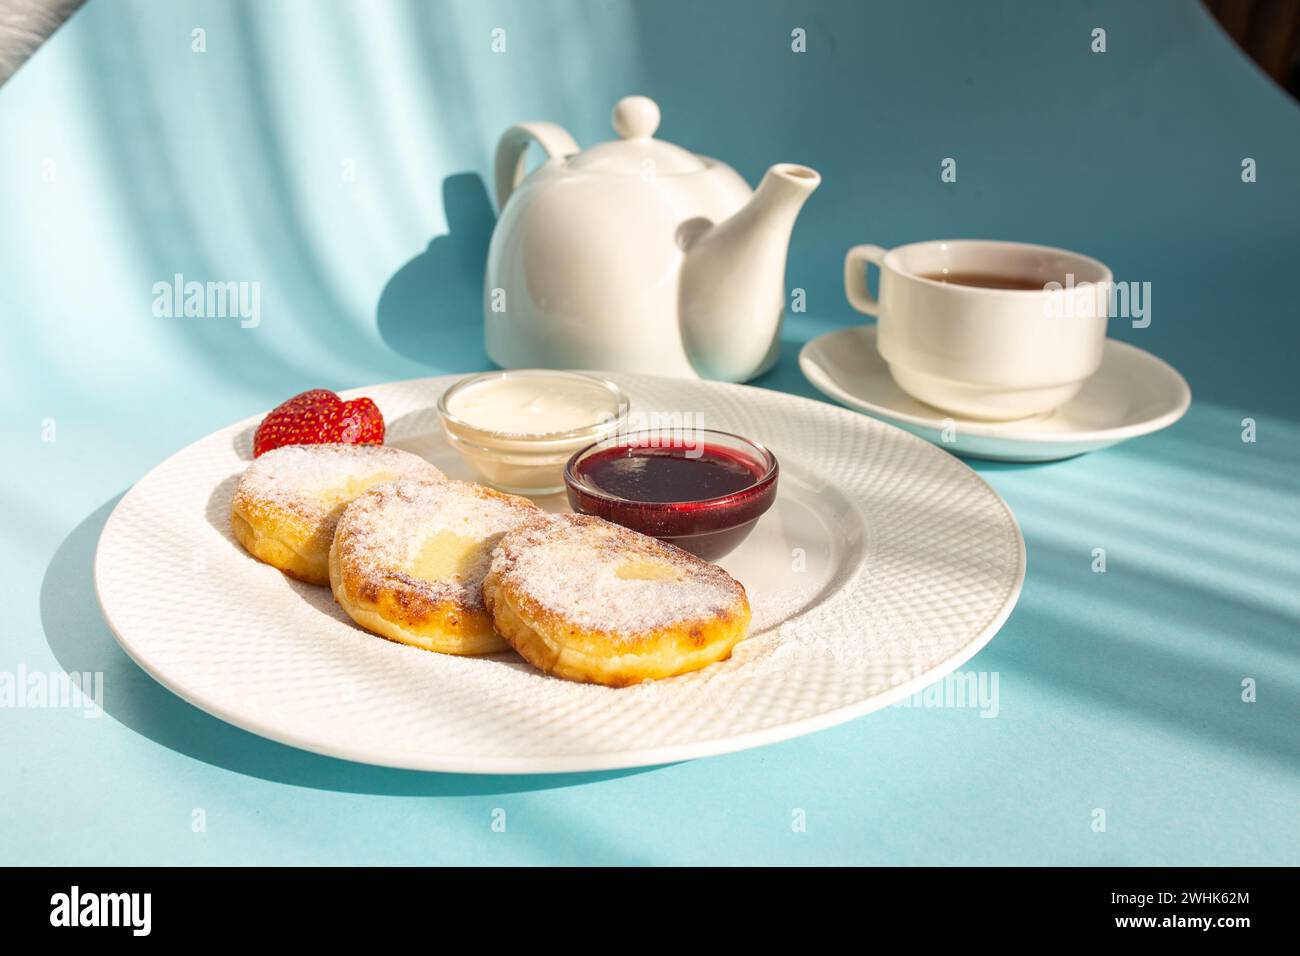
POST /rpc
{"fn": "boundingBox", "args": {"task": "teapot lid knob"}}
[611,95,660,140]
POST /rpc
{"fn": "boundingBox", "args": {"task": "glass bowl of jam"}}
[564,429,779,560]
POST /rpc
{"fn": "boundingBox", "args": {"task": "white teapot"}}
[484,96,820,382]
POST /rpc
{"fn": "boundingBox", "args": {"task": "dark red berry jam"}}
[564,430,779,560]
[575,443,764,503]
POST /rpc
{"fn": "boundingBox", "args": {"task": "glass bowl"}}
[437,370,629,495]
[564,428,779,560]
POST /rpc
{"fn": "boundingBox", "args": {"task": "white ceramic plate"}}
[94,374,1025,773]
[800,326,1191,462]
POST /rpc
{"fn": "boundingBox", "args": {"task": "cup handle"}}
[844,244,886,316]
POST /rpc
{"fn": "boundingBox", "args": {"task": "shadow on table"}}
[376,172,496,371]
[971,411,1300,769]
[40,495,663,795]
[983,539,1300,768]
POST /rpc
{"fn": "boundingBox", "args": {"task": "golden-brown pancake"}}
[231,443,443,585]
[329,477,541,655]
[483,514,751,686]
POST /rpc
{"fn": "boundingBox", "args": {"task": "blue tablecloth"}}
[3,0,1296,864]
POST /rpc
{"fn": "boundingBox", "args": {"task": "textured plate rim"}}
[93,374,1027,775]
[800,327,1192,445]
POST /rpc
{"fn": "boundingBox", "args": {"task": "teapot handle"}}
[493,122,580,213]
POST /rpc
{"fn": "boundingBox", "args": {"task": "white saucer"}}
[799,326,1191,462]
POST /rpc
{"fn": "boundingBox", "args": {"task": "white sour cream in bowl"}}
[436,370,629,495]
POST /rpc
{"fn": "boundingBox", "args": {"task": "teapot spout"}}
[679,164,820,382]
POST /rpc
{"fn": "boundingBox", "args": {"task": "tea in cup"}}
[843,239,1112,420]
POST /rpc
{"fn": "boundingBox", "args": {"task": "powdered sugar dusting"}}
[234,444,443,524]
[333,478,541,608]
[489,514,748,639]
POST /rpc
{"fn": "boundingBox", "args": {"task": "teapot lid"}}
[567,96,707,176]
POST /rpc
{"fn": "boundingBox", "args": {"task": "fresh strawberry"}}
[252,389,385,457]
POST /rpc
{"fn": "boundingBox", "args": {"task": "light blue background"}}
[2,0,1297,864]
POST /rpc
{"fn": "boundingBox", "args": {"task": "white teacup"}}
[844,239,1112,420]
